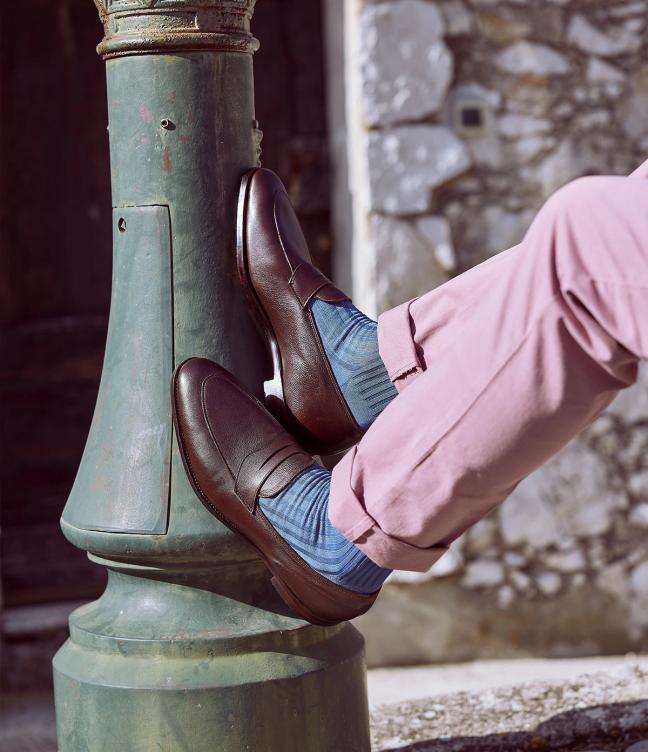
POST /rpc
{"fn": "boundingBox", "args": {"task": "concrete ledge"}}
[371,662,648,751]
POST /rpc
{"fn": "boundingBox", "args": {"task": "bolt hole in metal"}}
[160,118,175,130]
[118,217,127,233]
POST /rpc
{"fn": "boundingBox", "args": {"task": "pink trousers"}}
[329,160,648,571]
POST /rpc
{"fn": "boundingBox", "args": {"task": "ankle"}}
[310,299,397,430]
[258,465,392,594]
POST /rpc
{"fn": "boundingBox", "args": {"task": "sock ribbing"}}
[258,465,392,594]
[310,299,397,430]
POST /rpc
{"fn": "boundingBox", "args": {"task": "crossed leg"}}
[329,174,648,571]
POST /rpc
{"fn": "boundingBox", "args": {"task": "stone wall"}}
[334,0,648,663]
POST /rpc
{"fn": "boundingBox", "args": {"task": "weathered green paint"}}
[65,207,172,533]
[62,50,267,561]
[54,2,371,750]
[54,567,370,751]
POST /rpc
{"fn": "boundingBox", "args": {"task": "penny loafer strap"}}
[235,442,313,512]
[289,263,350,309]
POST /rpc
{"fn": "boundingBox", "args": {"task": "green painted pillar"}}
[52,2,371,750]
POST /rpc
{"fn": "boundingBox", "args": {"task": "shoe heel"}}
[263,337,289,422]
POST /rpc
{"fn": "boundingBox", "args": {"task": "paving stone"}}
[359,0,452,127]
[370,662,648,751]
[568,14,641,57]
[367,126,471,214]
[495,41,569,76]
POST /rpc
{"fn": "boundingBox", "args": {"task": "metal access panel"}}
[63,206,173,533]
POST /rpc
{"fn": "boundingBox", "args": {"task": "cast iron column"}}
[53,2,371,750]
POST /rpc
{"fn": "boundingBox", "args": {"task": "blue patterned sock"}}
[310,299,397,431]
[258,465,392,594]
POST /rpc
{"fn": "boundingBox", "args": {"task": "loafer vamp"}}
[172,357,379,625]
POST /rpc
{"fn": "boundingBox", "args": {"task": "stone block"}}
[371,214,449,312]
[465,516,498,555]
[576,110,611,129]
[389,547,464,583]
[415,215,456,272]
[609,2,646,18]
[477,9,531,44]
[441,0,474,36]
[587,57,625,84]
[462,559,505,588]
[545,548,586,573]
[504,551,526,568]
[596,562,629,601]
[629,503,648,528]
[536,571,562,596]
[497,585,515,608]
[501,441,625,548]
[359,0,453,127]
[621,65,648,140]
[367,126,471,214]
[482,206,534,254]
[535,138,585,196]
[568,14,641,57]
[626,742,648,752]
[630,561,648,598]
[513,135,555,162]
[498,114,552,138]
[495,41,569,76]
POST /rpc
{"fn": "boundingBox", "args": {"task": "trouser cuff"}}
[377,298,424,391]
[328,447,448,572]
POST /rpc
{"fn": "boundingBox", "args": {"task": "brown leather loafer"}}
[237,167,363,455]
[172,357,380,626]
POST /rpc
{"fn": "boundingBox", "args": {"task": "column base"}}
[53,563,371,751]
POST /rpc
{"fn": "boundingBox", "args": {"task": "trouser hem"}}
[328,446,448,571]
